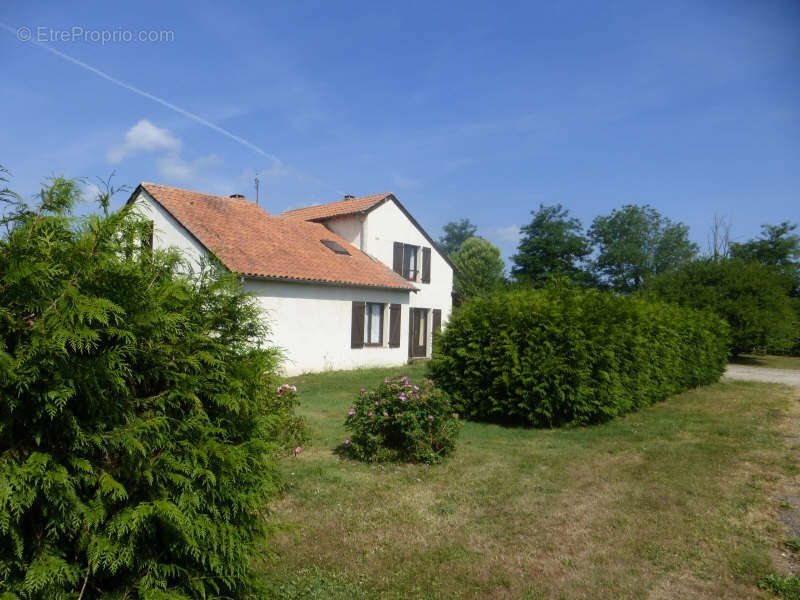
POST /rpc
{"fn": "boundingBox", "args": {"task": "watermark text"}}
[17,26,174,45]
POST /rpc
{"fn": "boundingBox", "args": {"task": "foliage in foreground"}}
[430,285,730,427]
[759,574,800,600]
[0,176,304,599]
[645,258,798,355]
[343,375,459,463]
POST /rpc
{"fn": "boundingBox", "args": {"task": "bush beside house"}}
[0,178,304,599]
[430,286,730,427]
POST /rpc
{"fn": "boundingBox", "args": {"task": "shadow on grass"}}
[730,354,769,367]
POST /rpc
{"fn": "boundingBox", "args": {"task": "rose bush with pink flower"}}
[342,375,459,463]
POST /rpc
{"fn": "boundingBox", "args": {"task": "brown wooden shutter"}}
[389,304,401,347]
[421,247,431,283]
[393,242,403,275]
[351,301,365,348]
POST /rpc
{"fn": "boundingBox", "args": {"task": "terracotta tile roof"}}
[137,183,416,291]
[281,193,392,221]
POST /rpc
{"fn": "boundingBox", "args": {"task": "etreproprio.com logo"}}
[16,26,174,45]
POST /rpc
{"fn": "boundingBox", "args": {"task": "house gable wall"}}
[363,199,452,315]
[133,188,207,269]
[350,199,453,358]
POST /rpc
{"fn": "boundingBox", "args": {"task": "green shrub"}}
[0,177,305,599]
[645,258,797,355]
[777,296,800,356]
[343,375,460,463]
[759,574,800,599]
[429,285,730,427]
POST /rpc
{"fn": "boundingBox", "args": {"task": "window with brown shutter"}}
[393,242,403,275]
[421,247,431,283]
[364,302,384,346]
[389,304,401,347]
[351,301,365,348]
[402,244,419,280]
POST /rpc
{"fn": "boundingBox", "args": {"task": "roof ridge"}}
[141,182,257,208]
[280,192,393,220]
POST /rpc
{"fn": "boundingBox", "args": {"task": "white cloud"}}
[259,159,289,178]
[106,119,231,190]
[489,225,521,244]
[157,154,222,182]
[107,119,181,163]
[82,182,102,201]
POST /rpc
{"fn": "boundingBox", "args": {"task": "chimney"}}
[229,193,245,199]
[344,194,355,200]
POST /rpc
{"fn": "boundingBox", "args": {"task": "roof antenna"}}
[253,166,275,207]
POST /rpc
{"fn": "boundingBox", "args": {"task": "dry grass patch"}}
[258,366,798,599]
[734,354,800,371]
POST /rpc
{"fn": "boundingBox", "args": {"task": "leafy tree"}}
[511,204,593,286]
[589,204,698,292]
[450,237,505,299]
[437,218,478,256]
[731,221,800,293]
[0,175,304,598]
[645,258,797,355]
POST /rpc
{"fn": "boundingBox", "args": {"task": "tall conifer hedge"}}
[0,176,304,598]
[430,286,730,427]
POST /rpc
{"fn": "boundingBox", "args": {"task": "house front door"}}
[409,308,428,358]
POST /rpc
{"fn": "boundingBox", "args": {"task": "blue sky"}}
[2,0,798,262]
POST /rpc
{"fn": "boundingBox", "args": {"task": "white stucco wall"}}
[323,215,363,250]
[244,279,410,375]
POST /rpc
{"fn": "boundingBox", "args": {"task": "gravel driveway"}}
[724,364,800,387]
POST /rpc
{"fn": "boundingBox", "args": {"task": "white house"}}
[128,183,454,375]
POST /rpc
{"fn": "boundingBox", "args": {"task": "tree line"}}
[439,205,800,356]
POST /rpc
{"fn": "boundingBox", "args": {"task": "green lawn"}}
[733,354,800,371]
[257,365,799,599]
